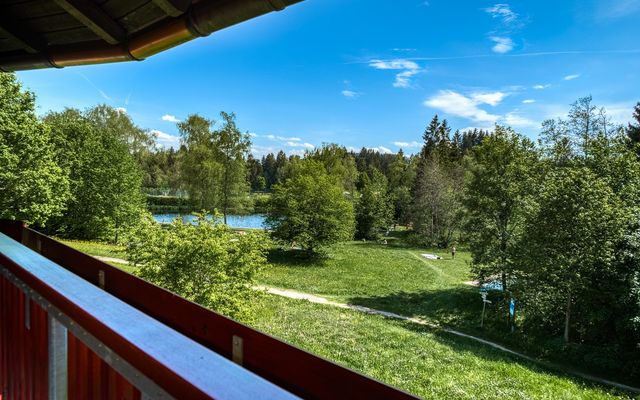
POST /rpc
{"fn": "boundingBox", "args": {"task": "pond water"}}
[152,213,267,229]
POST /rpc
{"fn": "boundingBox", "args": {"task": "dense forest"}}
[3,71,640,380]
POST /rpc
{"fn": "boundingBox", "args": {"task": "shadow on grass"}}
[267,248,328,268]
[348,286,486,328]
[348,288,637,395]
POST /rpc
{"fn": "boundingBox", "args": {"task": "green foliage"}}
[355,168,392,240]
[517,167,624,343]
[462,126,539,290]
[0,72,69,225]
[127,214,269,320]
[44,105,146,242]
[266,159,355,254]
[178,112,251,220]
[307,144,359,196]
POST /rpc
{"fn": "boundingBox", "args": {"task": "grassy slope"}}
[59,237,634,398]
[263,241,483,328]
[250,294,627,399]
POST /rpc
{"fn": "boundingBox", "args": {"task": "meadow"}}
[60,236,636,399]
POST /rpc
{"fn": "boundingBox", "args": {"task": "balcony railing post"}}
[48,315,68,400]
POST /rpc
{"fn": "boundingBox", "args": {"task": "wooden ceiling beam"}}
[53,0,127,45]
[152,0,191,17]
[0,15,46,53]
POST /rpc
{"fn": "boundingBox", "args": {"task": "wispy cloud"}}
[484,4,519,25]
[75,71,111,101]
[115,107,127,114]
[503,111,538,127]
[161,114,180,123]
[341,90,360,98]
[368,59,422,88]
[286,141,315,149]
[368,146,393,154]
[151,129,180,149]
[522,99,536,104]
[393,141,421,148]
[533,84,550,89]
[424,90,501,123]
[596,0,640,20]
[490,36,514,53]
[471,91,507,106]
[563,74,580,81]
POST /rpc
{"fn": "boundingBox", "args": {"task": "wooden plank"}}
[152,0,191,17]
[0,232,298,400]
[0,14,46,53]
[53,0,127,44]
[117,2,167,35]
[4,223,418,400]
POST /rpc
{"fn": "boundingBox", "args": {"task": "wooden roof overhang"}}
[0,0,302,71]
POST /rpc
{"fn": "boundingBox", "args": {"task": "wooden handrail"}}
[0,231,298,399]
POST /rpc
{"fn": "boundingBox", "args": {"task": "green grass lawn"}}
[58,236,637,396]
[248,294,629,399]
[262,240,486,329]
[58,238,127,259]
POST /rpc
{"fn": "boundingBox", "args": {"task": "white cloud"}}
[342,90,359,98]
[368,146,393,154]
[522,99,536,104]
[248,132,258,137]
[424,90,501,123]
[502,112,538,127]
[603,102,636,124]
[369,59,419,70]
[563,74,580,81]
[151,129,180,149]
[471,91,507,106]
[490,36,514,53]
[286,141,315,149]
[394,70,420,88]
[369,59,422,88]
[393,141,421,148]
[533,84,550,89]
[115,107,127,114]
[484,4,519,25]
[161,114,180,123]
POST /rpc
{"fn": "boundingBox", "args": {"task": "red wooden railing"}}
[0,220,417,399]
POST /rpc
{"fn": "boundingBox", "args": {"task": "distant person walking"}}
[451,246,456,259]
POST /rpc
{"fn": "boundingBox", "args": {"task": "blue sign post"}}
[509,298,516,332]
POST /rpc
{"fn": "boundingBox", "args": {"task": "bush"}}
[127,213,270,321]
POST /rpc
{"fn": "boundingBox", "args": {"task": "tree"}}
[44,105,146,242]
[307,144,359,196]
[178,114,221,210]
[462,127,539,293]
[266,159,355,255]
[517,167,624,343]
[411,153,461,247]
[411,115,461,247]
[627,102,640,152]
[387,150,416,226]
[128,214,269,321]
[213,112,250,224]
[355,168,392,240]
[0,73,69,225]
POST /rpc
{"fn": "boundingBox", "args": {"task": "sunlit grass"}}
[248,294,629,399]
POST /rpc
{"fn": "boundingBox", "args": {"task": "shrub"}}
[127,213,270,321]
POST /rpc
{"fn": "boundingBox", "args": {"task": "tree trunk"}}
[564,293,571,343]
[501,271,507,292]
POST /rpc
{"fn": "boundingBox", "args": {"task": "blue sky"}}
[16,0,640,156]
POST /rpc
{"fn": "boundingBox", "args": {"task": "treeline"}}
[261,97,640,379]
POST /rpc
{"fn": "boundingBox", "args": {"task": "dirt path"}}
[94,255,130,265]
[256,285,640,395]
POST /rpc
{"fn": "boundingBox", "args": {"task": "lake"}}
[152,213,267,229]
